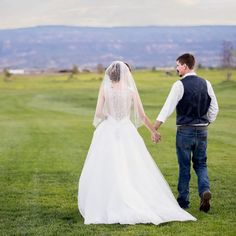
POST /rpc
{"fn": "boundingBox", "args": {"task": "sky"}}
[0,0,236,29]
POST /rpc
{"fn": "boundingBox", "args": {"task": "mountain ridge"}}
[0,25,235,69]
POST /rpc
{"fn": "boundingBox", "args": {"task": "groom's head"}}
[176,53,195,77]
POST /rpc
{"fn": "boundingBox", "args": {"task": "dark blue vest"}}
[176,75,211,125]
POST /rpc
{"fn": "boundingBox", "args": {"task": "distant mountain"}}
[0,25,236,69]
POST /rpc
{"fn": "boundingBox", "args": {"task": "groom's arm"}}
[206,80,219,123]
[154,120,163,130]
[154,80,183,131]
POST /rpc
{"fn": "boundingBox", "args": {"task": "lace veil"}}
[93,61,145,128]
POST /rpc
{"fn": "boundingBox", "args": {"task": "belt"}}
[177,125,208,131]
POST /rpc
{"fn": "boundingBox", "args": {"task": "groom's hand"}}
[151,131,161,143]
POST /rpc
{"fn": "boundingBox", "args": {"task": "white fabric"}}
[78,63,197,224]
[93,61,145,128]
[206,80,219,123]
[156,72,219,123]
[78,117,196,225]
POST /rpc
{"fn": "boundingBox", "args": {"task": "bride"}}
[78,61,196,225]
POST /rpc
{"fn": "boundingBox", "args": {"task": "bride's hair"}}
[125,62,131,72]
[107,63,121,82]
[93,60,145,128]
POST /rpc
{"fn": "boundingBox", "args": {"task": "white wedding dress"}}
[78,61,196,225]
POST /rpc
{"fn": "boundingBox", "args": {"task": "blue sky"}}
[0,0,236,29]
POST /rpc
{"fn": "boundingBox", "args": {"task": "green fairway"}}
[0,69,236,235]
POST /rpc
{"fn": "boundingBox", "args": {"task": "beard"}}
[176,69,182,77]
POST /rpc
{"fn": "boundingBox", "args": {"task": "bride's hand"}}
[151,131,161,143]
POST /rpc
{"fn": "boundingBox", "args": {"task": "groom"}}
[153,53,219,212]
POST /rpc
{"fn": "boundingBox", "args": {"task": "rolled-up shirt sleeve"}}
[156,80,184,123]
[206,80,219,123]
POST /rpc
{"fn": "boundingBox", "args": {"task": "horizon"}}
[1,24,236,31]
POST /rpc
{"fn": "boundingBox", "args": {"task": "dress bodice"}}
[105,88,133,121]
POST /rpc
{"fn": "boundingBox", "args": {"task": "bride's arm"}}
[143,114,160,136]
[95,87,105,118]
[93,86,106,127]
[134,91,161,142]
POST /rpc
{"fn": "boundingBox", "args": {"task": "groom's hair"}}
[176,53,195,69]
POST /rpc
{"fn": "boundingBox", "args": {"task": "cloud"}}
[174,0,200,6]
[0,0,236,29]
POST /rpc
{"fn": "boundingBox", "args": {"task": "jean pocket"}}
[176,132,192,149]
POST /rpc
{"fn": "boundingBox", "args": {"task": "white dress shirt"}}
[156,72,219,125]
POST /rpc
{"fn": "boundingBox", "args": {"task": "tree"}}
[221,41,234,81]
[151,66,156,72]
[3,68,12,82]
[197,63,204,69]
[96,64,104,74]
[71,65,79,75]
[68,64,79,81]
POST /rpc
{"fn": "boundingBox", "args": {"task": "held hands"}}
[151,131,161,144]
[151,120,162,144]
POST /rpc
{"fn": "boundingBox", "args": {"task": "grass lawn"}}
[0,69,236,235]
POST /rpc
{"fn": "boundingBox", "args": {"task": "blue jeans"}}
[176,126,210,208]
